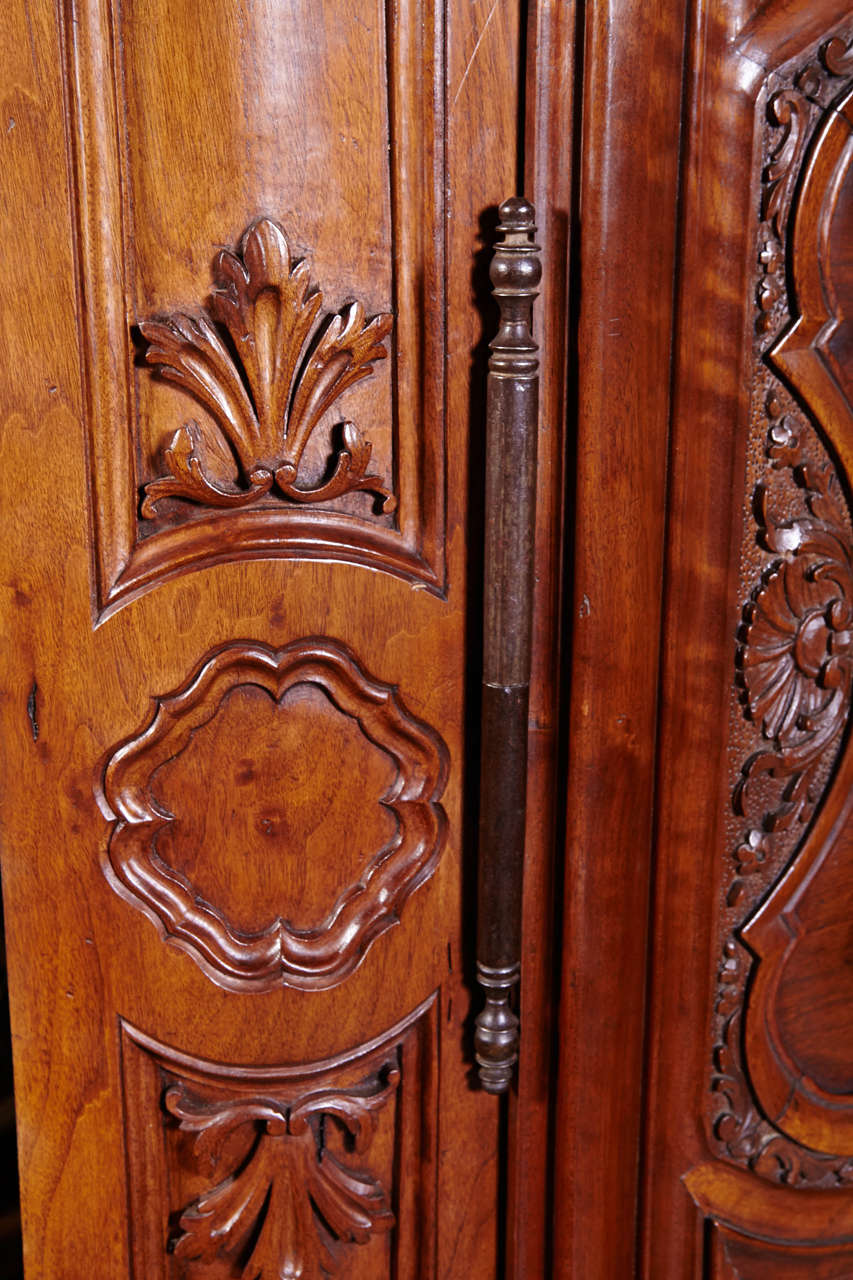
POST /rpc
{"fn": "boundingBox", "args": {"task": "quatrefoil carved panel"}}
[101,639,448,991]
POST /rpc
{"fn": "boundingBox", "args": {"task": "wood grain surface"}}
[4,0,853,1274]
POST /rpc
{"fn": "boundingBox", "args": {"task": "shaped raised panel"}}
[100,638,449,991]
[120,996,437,1278]
[709,27,853,1185]
[708,1222,853,1280]
[61,0,446,617]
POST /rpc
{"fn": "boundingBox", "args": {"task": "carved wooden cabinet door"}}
[0,0,555,1275]
[580,1,853,1276]
[538,0,853,1275]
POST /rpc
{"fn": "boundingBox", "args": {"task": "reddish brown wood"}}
[0,0,522,1273]
[551,0,688,1273]
[10,0,853,1271]
[642,4,853,1276]
[138,218,396,517]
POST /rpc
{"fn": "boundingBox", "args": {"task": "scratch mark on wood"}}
[453,0,499,106]
[27,681,38,741]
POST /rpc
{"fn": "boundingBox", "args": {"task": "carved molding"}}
[120,996,438,1278]
[101,639,449,991]
[165,1069,398,1278]
[711,28,853,1185]
[140,218,396,519]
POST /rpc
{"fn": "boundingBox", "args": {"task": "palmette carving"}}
[101,639,449,991]
[121,1000,437,1278]
[140,218,395,518]
[166,1068,399,1279]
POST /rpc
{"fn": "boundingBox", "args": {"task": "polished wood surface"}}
[475,198,541,1094]
[552,0,687,1272]
[643,3,853,1276]
[0,0,520,1273]
[4,0,853,1275]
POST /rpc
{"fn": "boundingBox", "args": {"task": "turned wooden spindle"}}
[474,197,541,1093]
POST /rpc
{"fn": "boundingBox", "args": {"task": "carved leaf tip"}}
[166,1071,398,1279]
[140,217,394,520]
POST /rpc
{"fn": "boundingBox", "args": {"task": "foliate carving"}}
[761,89,810,241]
[710,28,853,1184]
[734,420,853,837]
[711,940,853,1188]
[140,218,396,518]
[754,35,853,337]
[165,1066,399,1278]
[101,639,449,991]
[120,999,437,1279]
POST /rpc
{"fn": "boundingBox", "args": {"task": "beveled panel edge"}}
[100,637,450,992]
[59,0,449,622]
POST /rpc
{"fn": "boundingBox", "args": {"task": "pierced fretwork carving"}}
[140,217,395,519]
[166,1066,399,1279]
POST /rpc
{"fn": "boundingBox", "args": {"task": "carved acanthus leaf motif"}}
[140,218,396,518]
[734,421,853,835]
[762,90,810,240]
[166,1066,399,1278]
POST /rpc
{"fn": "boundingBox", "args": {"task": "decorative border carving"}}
[59,0,446,618]
[120,995,438,1278]
[710,31,853,1185]
[101,638,449,992]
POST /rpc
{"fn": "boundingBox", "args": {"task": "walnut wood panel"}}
[640,3,853,1275]
[0,0,522,1271]
[60,0,446,616]
[720,67,853,1162]
[551,0,687,1273]
[121,997,437,1279]
[101,638,448,992]
[688,1162,853,1278]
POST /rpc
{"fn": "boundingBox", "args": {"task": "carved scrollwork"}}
[165,1067,398,1278]
[711,940,853,1188]
[710,25,853,1185]
[822,34,853,78]
[140,217,396,518]
[762,89,811,240]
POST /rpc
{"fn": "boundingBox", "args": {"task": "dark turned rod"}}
[474,197,541,1093]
